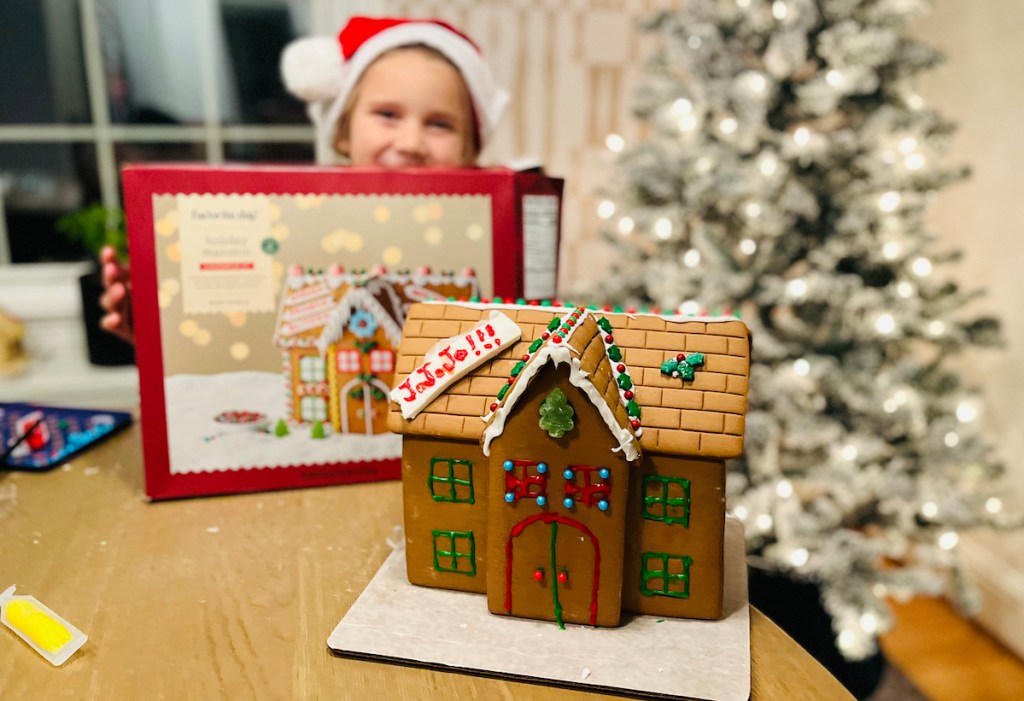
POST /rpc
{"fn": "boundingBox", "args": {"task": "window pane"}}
[0,143,100,263]
[224,141,314,163]
[0,0,91,124]
[218,1,309,125]
[100,0,205,125]
[114,142,207,172]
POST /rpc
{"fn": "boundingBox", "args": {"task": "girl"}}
[100,16,508,343]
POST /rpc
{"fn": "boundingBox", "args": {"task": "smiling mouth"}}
[378,151,425,168]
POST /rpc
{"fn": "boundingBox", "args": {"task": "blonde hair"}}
[333,44,481,165]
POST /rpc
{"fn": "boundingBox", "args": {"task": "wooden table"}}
[0,425,853,700]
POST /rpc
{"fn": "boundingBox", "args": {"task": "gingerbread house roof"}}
[271,268,479,354]
[387,302,751,460]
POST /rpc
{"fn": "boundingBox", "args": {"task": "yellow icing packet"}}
[0,586,88,665]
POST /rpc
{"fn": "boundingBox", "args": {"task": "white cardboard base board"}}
[328,518,749,701]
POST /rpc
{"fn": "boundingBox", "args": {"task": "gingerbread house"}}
[387,301,751,628]
[272,266,478,435]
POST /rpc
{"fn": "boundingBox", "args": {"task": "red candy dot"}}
[631,419,641,430]
[676,353,685,361]
[533,569,544,581]
[616,363,626,373]
[490,402,498,411]
[522,354,530,361]
[605,334,614,343]
[624,390,634,400]
[542,332,550,340]
[557,571,569,584]
[507,377,515,385]
[552,335,563,343]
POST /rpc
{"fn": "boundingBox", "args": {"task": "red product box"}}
[122,164,563,500]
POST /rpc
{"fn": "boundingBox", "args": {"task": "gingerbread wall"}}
[621,454,727,621]
[402,435,490,595]
[484,367,630,628]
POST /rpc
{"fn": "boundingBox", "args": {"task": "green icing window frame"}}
[432,529,477,576]
[429,458,475,504]
[640,551,693,599]
[641,475,691,526]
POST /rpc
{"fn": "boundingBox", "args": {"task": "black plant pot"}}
[79,269,135,367]
[748,564,885,700]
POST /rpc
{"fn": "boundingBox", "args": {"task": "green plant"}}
[55,203,128,261]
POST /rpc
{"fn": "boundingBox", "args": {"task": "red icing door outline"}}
[504,513,601,626]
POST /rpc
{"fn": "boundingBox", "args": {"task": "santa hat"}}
[280,17,509,158]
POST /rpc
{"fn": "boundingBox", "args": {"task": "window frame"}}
[298,354,325,382]
[639,551,693,599]
[502,458,549,504]
[431,529,477,576]
[563,464,611,508]
[641,474,691,527]
[428,457,475,504]
[368,348,394,373]
[298,395,326,422]
[335,348,361,373]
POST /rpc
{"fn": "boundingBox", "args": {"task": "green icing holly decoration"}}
[661,352,705,382]
[273,418,289,437]
[539,388,575,438]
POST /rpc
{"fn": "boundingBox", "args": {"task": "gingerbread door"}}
[504,513,612,627]
[338,376,391,434]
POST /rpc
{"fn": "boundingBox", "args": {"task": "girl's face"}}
[337,48,477,168]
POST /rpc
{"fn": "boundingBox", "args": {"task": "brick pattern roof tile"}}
[387,304,751,459]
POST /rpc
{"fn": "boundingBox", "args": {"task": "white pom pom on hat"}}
[279,37,343,103]
[280,16,509,157]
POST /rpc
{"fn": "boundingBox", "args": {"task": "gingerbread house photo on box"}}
[387,301,751,628]
[273,264,478,436]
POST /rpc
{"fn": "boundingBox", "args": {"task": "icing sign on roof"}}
[391,312,522,419]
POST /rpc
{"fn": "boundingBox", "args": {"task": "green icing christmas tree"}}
[539,388,575,438]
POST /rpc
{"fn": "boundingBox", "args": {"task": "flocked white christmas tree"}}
[594,0,1016,659]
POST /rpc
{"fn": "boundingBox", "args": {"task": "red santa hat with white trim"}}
[280,16,509,158]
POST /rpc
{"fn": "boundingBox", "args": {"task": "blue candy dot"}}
[536,495,547,506]
[599,468,610,479]
[563,497,574,509]
[503,460,514,471]
[563,469,574,480]
[504,492,515,503]
[537,462,548,474]
[598,500,609,511]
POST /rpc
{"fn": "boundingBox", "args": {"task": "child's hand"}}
[98,246,135,345]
